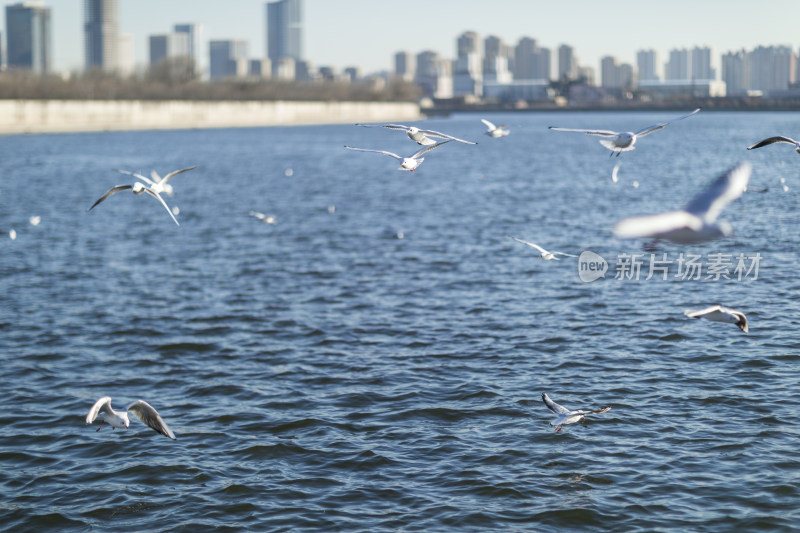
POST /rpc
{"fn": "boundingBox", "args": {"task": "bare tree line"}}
[0,59,421,102]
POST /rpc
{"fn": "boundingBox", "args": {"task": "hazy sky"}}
[10,0,800,74]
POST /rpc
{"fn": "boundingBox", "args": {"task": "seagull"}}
[89,181,180,226]
[249,211,276,224]
[344,140,451,171]
[613,161,751,244]
[510,236,576,260]
[684,304,749,333]
[747,136,800,154]
[355,123,476,145]
[115,166,197,197]
[85,396,176,439]
[481,119,510,138]
[549,108,701,156]
[9,228,16,240]
[542,392,611,433]
[29,216,41,226]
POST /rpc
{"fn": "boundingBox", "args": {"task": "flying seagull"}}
[613,161,751,244]
[115,166,197,197]
[549,108,701,156]
[481,119,510,138]
[344,140,451,172]
[85,396,176,439]
[89,180,180,226]
[510,236,576,260]
[355,123,476,145]
[684,304,749,333]
[249,211,276,224]
[542,392,611,432]
[747,136,800,154]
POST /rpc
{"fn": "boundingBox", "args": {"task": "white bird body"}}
[89,180,180,226]
[250,211,276,224]
[684,305,749,333]
[549,108,701,156]
[747,136,800,154]
[613,161,751,244]
[85,396,176,439]
[542,393,611,432]
[510,236,576,260]
[355,123,476,145]
[345,140,451,171]
[481,119,510,138]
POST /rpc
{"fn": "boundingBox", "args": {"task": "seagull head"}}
[131,182,147,194]
[407,126,420,134]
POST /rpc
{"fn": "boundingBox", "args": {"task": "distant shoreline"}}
[0,99,424,135]
[423,98,800,116]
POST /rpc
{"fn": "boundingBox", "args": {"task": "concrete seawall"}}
[0,99,424,134]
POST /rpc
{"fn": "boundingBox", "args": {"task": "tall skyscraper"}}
[266,0,302,76]
[149,33,189,66]
[665,48,690,81]
[558,44,577,80]
[209,39,248,79]
[691,46,715,80]
[5,2,52,74]
[174,23,204,76]
[514,37,551,80]
[84,0,119,72]
[394,51,414,81]
[636,49,659,81]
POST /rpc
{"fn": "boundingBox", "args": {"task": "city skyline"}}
[3,0,800,77]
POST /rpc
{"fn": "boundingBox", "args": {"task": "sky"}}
[7,0,800,75]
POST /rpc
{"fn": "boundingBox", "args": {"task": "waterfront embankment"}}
[0,99,423,134]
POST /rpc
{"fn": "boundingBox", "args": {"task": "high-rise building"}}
[601,56,632,89]
[5,2,51,74]
[665,48,690,81]
[514,37,551,80]
[84,0,119,72]
[209,39,248,79]
[174,24,204,76]
[636,49,659,81]
[721,50,748,95]
[454,31,482,97]
[266,0,302,76]
[748,45,795,95]
[691,46,715,80]
[558,44,578,80]
[394,51,414,82]
[117,32,134,76]
[149,33,190,66]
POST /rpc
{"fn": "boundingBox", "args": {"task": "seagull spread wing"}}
[684,305,724,318]
[633,108,701,137]
[417,128,476,145]
[552,251,578,258]
[144,189,180,226]
[683,161,751,222]
[747,136,798,150]
[354,123,409,132]
[572,406,612,415]
[161,166,198,184]
[344,146,403,160]
[548,127,619,137]
[127,400,176,439]
[542,393,570,415]
[410,140,451,159]
[481,119,497,130]
[115,169,155,186]
[89,185,133,210]
[613,211,703,240]
[86,396,113,424]
[510,236,549,255]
